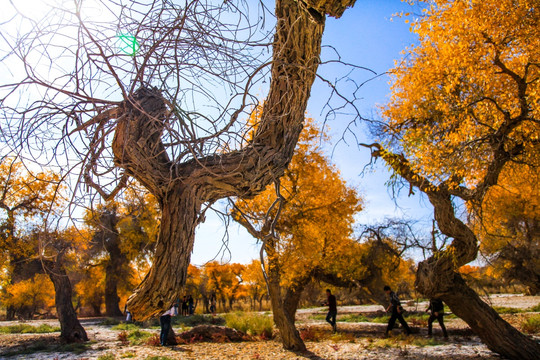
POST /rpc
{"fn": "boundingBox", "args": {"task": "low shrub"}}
[97,353,116,360]
[118,330,129,345]
[299,326,326,342]
[145,334,162,347]
[522,314,540,334]
[371,315,390,323]
[328,332,356,343]
[493,306,523,314]
[0,323,60,334]
[340,314,369,323]
[224,312,273,338]
[407,313,430,326]
[529,303,540,312]
[112,323,142,331]
[126,330,154,345]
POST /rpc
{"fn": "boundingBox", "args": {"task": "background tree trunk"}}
[370,146,540,360]
[99,209,126,317]
[413,182,540,360]
[44,258,88,343]
[265,241,307,351]
[443,274,538,360]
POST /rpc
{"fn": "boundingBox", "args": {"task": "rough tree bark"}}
[107,0,355,320]
[367,145,540,360]
[95,209,125,317]
[265,240,309,351]
[44,256,88,343]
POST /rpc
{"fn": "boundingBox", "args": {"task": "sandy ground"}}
[0,294,538,360]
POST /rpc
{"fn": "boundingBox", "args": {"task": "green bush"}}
[529,302,540,312]
[112,323,142,331]
[0,323,60,334]
[522,314,540,334]
[493,306,523,314]
[224,312,273,338]
[127,330,154,345]
[340,314,369,323]
[371,315,390,323]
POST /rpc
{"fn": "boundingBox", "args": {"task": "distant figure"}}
[188,295,194,315]
[324,289,337,332]
[124,304,132,322]
[160,302,178,346]
[210,294,217,315]
[181,296,188,316]
[426,298,448,338]
[384,285,411,336]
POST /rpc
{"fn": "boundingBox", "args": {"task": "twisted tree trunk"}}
[110,0,355,320]
[369,146,540,360]
[266,241,307,351]
[44,258,88,343]
[98,210,125,317]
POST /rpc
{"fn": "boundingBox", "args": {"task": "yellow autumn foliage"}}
[383,0,540,186]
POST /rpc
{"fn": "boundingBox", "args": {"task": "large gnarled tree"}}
[361,0,539,358]
[0,0,355,320]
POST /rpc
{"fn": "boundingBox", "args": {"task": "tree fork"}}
[113,0,355,320]
[367,144,540,360]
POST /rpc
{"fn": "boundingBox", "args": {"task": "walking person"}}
[188,294,194,315]
[159,302,178,346]
[324,289,337,333]
[181,296,188,316]
[210,294,217,315]
[384,285,411,336]
[426,298,448,338]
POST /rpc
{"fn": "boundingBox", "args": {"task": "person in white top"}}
[159,302,178,346]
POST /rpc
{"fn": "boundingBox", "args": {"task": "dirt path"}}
[0,294,538,359]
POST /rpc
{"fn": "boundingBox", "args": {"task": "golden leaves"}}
[382,0,539,189]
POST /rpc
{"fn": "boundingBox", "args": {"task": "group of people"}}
[324,286,448,337]
[180,295,195,316]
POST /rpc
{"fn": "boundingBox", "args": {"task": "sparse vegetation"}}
[339,314,370,323]
[493,306,524,314]
[0,340,95,357]
[112,323,142,331]
[125,330,154,345]
[367,335,443,349]
[522,314,540,334]
[224,312,273,338]
[98,353,117,360]
[0,323,60,334]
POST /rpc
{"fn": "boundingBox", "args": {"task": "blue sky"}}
[191,0,435,265]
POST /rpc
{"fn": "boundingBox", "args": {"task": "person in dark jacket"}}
[384,285,411,336]
[324,289,337,332]
[426,298,448,337]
